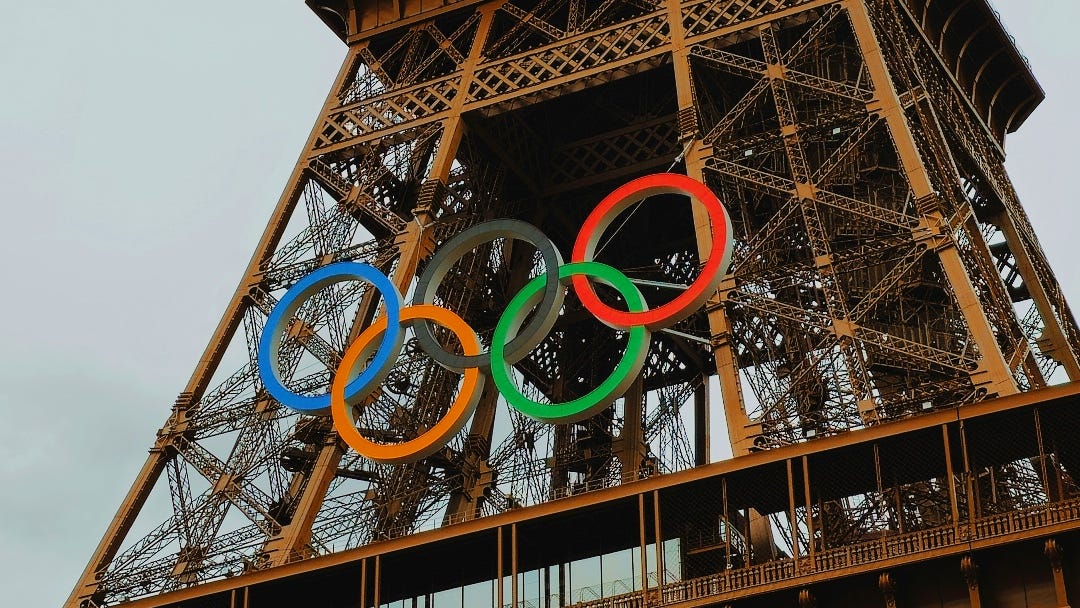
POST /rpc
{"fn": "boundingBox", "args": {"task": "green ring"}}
[491,261,651,424]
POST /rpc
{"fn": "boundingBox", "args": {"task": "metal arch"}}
[920,0,936,31]
[970,45,1009,109]
[954,20,990,75]
[937,0,974,50]
[1004,90,1042,134]
[986,70,1024,132]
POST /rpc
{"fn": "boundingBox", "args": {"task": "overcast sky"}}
[1,2,1077,606]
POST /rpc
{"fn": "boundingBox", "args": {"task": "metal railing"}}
[369,468,659,542]
[567,497,1080,608]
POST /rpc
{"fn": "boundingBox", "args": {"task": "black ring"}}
[412,219,564,371]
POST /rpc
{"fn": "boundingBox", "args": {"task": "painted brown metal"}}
[68,1,1080,607]
[77,383,1080,607]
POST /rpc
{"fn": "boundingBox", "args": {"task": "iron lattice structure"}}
[68,0,1080,606]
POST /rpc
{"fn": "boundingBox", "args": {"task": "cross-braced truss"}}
[68,1,1080,607]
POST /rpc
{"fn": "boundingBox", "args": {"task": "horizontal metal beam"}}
[115,382,1080,608]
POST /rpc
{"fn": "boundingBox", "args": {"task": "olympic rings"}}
[258,173,733,462]
[490,262,650,424]
[571,173,733,331]
[413,219,564,371]
[331,305,484,464]
[257,262,403,414]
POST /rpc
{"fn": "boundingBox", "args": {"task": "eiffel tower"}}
[69,1,1080,607]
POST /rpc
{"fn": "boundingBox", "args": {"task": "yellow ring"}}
[330,304,484,464]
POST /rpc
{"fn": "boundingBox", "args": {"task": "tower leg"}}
[845,0,1017,398]
[64,44,367,608]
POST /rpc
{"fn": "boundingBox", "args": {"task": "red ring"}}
[570,173,733,331]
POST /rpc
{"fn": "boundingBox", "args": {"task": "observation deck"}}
[107,384,1080,608]
[900,0,1043,139]
[306,0,1043,142]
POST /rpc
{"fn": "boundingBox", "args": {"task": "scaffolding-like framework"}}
[67,1,1080,607]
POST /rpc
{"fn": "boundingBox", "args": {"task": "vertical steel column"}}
[360,558,367,608]
[511,522,519,608]
[943,424,961,526]
[665,0,779,564]
[374,554,381,608]
[694,379,710,466]
[961,555,982,608]
[617,377,647,478]
[497,526,504,608]
[437,6,508,525]
[845,0,1016,397]
[723,478,732,571]
[1044,539,1070,608]
[879,572,898,608]
[653,488,665,589]
[787,458,801,571]
[802,456,814,560]
[638,493,649,595]
[663,0,754,457]
[959,420,976,533]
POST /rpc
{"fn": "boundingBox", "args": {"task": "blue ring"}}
[257,262,403,413]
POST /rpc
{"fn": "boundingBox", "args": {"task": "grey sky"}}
[0,2,1077,606]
